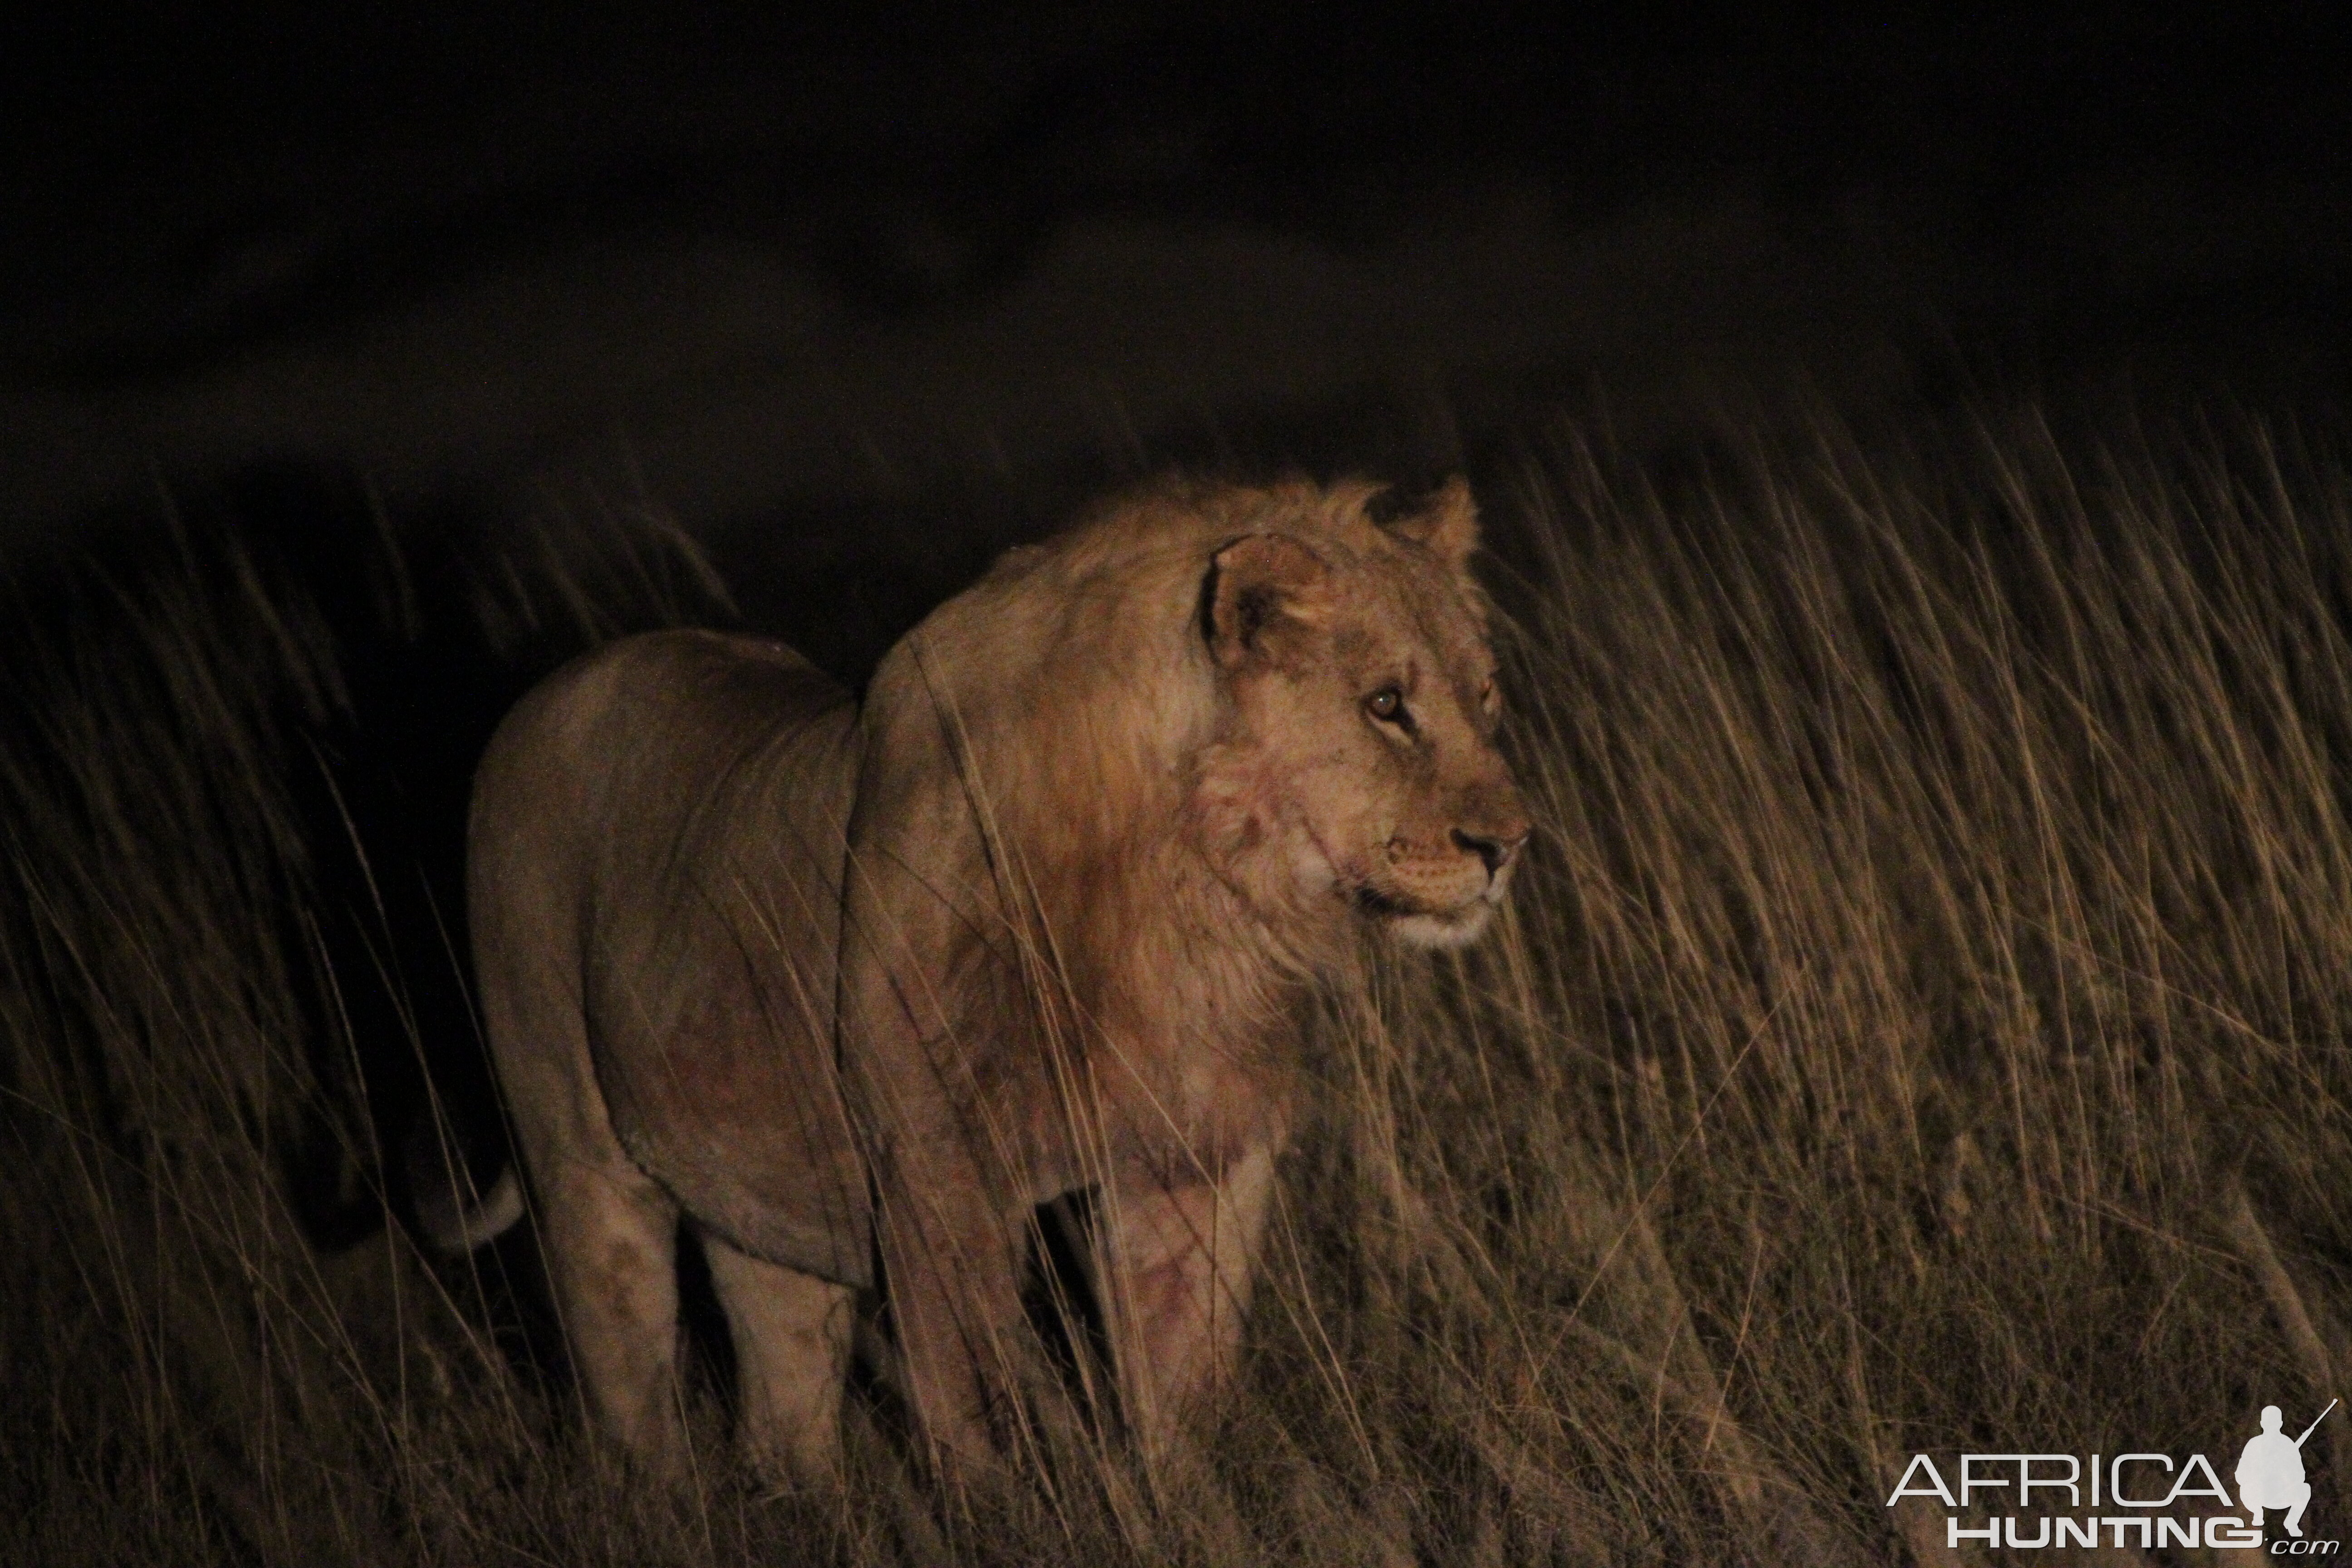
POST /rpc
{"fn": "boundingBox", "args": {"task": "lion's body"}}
[465,477,1527,1481]
[471,630,868,1276]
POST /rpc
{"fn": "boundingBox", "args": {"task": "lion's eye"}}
[1364,686,1409,727]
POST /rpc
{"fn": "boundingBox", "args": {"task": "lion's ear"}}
[1203,533,1330,668]
[1383,475,1480,568]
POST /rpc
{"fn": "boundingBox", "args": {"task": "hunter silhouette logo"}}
[1886,1399,2341,1552]
[2242,1400,2335,1539]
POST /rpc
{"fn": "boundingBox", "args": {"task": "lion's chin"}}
[1353,884,1496,950]
[1389,903,1494,950]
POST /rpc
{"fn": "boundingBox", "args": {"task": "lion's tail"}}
[403,1120,526,1253]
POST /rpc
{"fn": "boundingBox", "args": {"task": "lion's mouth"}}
[1352,882,1485,926]
[1351,884,1427,920]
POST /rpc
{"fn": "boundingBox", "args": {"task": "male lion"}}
[452,476,1528,1484]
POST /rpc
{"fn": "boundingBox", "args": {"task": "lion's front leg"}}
[875,1146,1034,1480]
[1095,1142,1278,1465]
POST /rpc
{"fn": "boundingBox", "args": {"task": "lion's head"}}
[1186,478,1529,951]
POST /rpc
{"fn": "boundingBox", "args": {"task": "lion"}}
[443,475,1529,1485]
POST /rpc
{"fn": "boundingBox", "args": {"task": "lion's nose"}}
[1451,823,1529,876]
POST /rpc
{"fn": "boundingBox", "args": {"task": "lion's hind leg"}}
[531,1157,694,1478]
[702,1236,856,1483]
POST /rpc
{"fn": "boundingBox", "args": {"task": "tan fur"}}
[466,477,1528,1484]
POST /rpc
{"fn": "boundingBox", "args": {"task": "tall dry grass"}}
[6,411,2352,1565]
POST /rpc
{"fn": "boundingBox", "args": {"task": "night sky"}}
[3,6,2347,551]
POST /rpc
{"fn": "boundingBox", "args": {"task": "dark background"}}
[4,15,2348,1557]
[4,5,2347,565]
